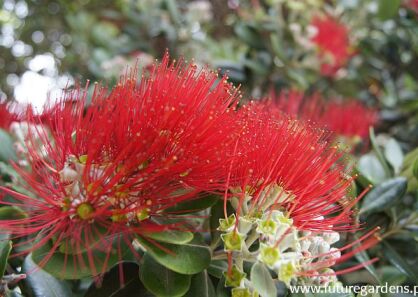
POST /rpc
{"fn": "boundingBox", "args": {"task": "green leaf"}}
[234,23,265,49]
[139,253,191,297]
[23,255,73,297]
[354,248,381,284]
[251,262,277,297]
[380,266,407,286]
[369,128,392,178]
[382,241,418,284]
[357,153,388,185]
[136,236,211,275]
[359,177,407,215]
[184,270,216,297]
[85,262,150,297]
[0,129,17,163]
[32,234,131,279]
[165,194,219,214]
[384,138,404,174]
[0,240,12,278]
[378,0,401,20]
[142,229,193,245]
[216,275,230,297]
[0,206,27,220]
[207,260,228,279]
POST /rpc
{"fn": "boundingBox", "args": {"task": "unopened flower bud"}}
[221,230,244,251]
[224,265,246,287]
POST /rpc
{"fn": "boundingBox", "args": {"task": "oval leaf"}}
[0,129,17,163]
[32,234,131,280]
[384,138,404,174]
[0,206,27,220]
[143,230,193,245]
[136,236,211,275]
[85,262,150,297]
[184,270,216,297]
[383,241,418,284]
[165,194,219,214]
[23,255,72,297]
[139,253,191,297]
[251,262,277,297]
[360,177,407,215]
[358,153,388,185]
[0,240,12,278]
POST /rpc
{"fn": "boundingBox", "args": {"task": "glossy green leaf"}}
[380,266,407,286]
[32,234,131,279]
[142,229,193,245]
[184,270,216,297]
[369,128,392,178]
[359,177,407,215]
[384,138,404,174]
[85,262,150,297]
[354,248,380,283]
[0,240,12,278]
[251,262,277,297]
[0,129,17,163]
[165,194,219,214]
[23,255,73,297]
[378,0,401,20]
[136,236,211,275]
[383,241,418,284]
[357,153,388,185]
[139,253,190,297]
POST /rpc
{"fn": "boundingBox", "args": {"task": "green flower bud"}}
[232,288,252,297]
[221,231,244,251]
[76,202,94,220]
[224,265,246,287]
[278,261,296,286]
[258,243,280,268]
[218,214,236,232]
[256,219,277,236]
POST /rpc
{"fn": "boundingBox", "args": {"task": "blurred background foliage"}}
[2,0,418,296]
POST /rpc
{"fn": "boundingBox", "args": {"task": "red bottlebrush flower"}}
[310,15,354,76]
[225,101,360,232]
[0,53,240,278]
[271,89,378,145]
[0,102,19,130]
[218,102,379,287]
[320,100,378,141]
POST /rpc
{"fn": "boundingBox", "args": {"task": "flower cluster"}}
[310,15,354,76]
[0,55,379,289]
[0,54,240,277]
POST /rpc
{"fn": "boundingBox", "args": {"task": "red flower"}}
[0,102,19,130]
[0,53,239,278]
[311,15,354,76]
[271,89,378,144]
[225,101,360,232]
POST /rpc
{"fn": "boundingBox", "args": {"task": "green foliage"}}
[1,0,418,296]
[139,253,191,297]
[136,235,211,275]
